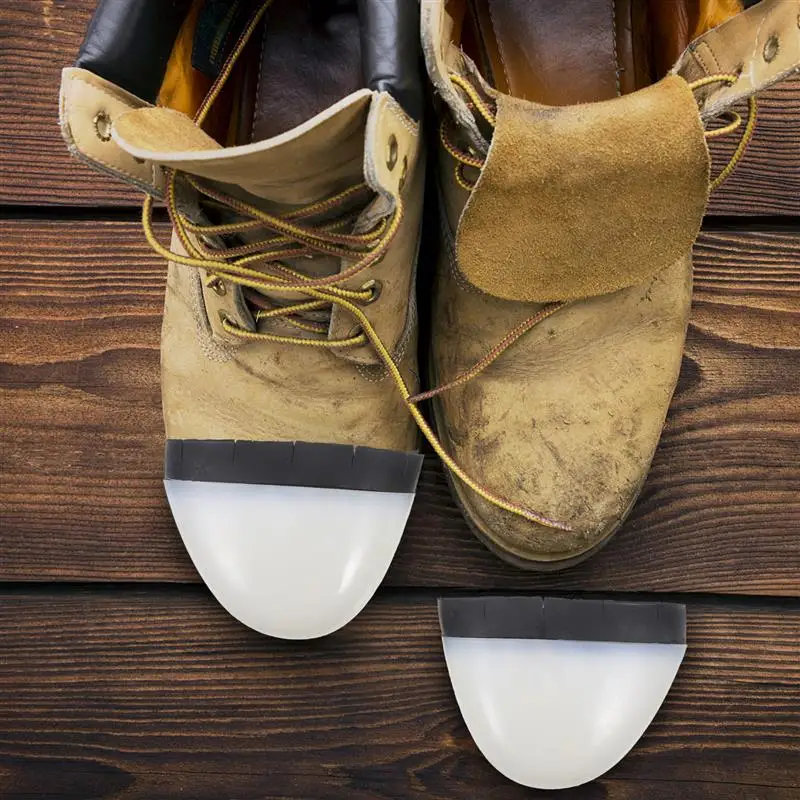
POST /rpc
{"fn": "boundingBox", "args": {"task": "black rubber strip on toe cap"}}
[438,597,686,645]
[164,439,423,493]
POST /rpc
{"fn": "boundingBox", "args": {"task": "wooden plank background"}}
[0,592,799,800]
[0,1,799,798]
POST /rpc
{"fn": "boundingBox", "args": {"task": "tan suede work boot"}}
[421,0,800,569]
[60,0,425,637]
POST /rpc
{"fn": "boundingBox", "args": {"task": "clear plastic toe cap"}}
[165,479,416,639]
[442,637,686,789]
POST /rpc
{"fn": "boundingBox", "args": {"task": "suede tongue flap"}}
[455,75,711,303]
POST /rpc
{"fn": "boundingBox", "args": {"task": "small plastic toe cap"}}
[165,479,416,639]
[442,636,686,789]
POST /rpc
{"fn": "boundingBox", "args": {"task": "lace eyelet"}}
[763,35,779,63]
[386,135,398,171]
[207,276,227,296]
[93,111,112,142]
[359,279,383,305]
[346,324,366,343]
[398,155,409,191]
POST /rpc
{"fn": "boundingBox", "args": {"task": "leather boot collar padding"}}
[455,74,710,303]
[76,0,193,104]
[358,0,424,121]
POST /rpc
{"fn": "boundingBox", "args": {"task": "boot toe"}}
[458,474,639,569]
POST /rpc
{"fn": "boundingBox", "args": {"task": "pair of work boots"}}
[60,0,799,639]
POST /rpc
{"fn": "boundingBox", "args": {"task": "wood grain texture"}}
[0,591,798,800]
[0,0,798,213]
[1,220,798,592]
[0,1,139,207]
[707,77,800,216]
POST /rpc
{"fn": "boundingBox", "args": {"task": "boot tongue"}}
[112,90,373,206]
[455,75,710,304]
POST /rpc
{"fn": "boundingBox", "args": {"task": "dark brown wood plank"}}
[0,0,798,213]
[1,220,799,592]
[0,592,797,800]
[707,76,800,216]
[0,1,139,206]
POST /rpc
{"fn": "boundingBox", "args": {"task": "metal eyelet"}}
[359,279,383,305]
[763,35,779,63]
[93,111,112,142]
[386,134,398,171]
[398,155,409,191]
[347,324,366,342]
[218,310,233,327]
[207,277,227,296]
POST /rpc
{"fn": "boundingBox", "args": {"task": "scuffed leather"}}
[152,91,425,447]
[674,0,800,118]
[420,1,488,150]
[76,0,192,103]
[59,67,164,197]
[433,217,693,562]
[434,139,694,562]
[455,75,710,303]
[329,93,423,366]
[358,0,424,121]
[422,0,800,566]
[422,0,698,565]
[61,0,427,456]
[161,235,420,452]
